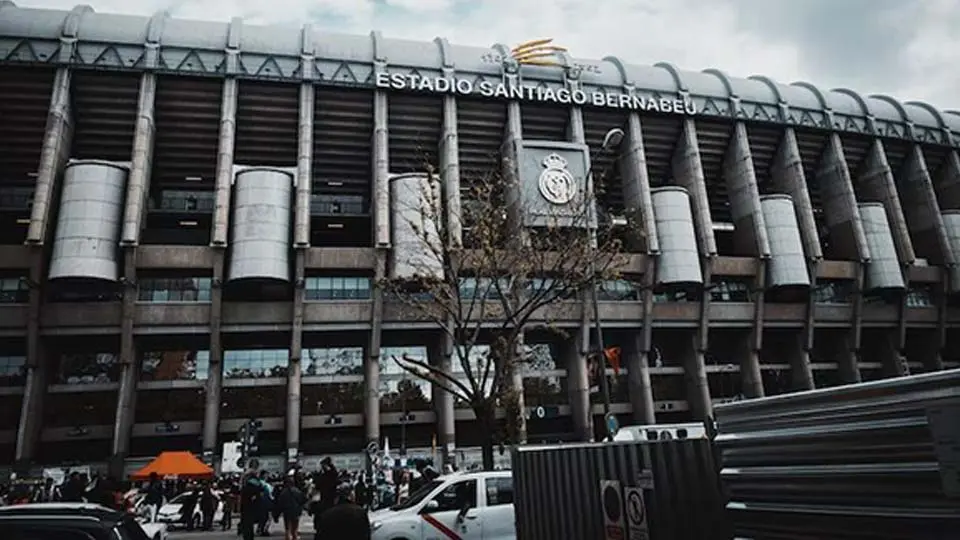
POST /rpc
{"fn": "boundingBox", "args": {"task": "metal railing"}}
[714,368,960,540]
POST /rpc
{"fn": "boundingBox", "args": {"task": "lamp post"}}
[587,127,625,441]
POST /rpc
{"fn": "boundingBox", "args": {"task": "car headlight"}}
[371,521,383,531]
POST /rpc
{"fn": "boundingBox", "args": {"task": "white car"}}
[154,490,224,529]
[369,471,516,540]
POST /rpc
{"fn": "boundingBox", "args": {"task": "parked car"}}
[369,471,516,540]
[154,489,224,529]
[0,502,160,540]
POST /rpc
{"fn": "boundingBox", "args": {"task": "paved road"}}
[168,516,315,540]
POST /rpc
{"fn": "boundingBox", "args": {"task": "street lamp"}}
[588,127,625,441]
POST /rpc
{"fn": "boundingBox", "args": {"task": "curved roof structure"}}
[0,1,957,148]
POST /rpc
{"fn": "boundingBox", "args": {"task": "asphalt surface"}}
[168,515,315,540]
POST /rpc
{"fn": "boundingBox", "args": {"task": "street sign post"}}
[623,486,649,540]
[600,480,626,540]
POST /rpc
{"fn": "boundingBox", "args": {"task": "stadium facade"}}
[0,2,959,473]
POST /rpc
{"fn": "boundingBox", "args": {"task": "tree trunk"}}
[474,401,497,471]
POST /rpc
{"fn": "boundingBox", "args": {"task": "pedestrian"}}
[315,486,370,540]
[142,472,164,523]
[239,468,265,540]
[200,483,217,531]
[221,482,237,531]
[275,476,306,540]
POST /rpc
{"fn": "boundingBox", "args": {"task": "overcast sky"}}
[16,0,960,111]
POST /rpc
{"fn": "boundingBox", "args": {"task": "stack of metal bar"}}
[714,368,960,540]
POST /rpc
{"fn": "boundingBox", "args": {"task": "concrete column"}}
[120,73,157,247]
[840,270,863,384]
[877,332,908,378]
[682,329,712,422]
[621,113,658,253]
[16,68,73,469]
[858,140,916,265]
[816,134,868,261]
[786,328,815,391]
[724,123,770,257]
[564,334,591,442]
[672,119,717,256]
[286,253,304,461]
[111,252,139,474]
[364,336,382,449]
[373,91,390,248]
[428,336,455,463]
[770,127,822,260]
[625,330,655,424]
[202,262,225,454]
[286,81,314,462]
[900,146,957,277]
[741,264,765,399]
[26,68,72,246]
[211,79,238,248]
[510,332,527,444]
[440,95,462,248]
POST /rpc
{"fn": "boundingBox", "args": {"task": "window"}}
[379,347,432,412]
[430,480,477,512]
[304,277,371,300]
[906,286,933,308]
[0,525,100,540]
[485,476,514,506]
[459,278,506,300]
[311,193,367,215]
[153,190,215,213]
[223,349,289,379]
[138,278,212,302]
[813,280,853,304]
[0,185,33,210]
[710,280,751,302]
[303,347,363,376]
[391,479,444,511]
[597,279,639,301]
[140,350,209,381]
[0,277,28,303]
[58,352,119,384]
[0,355,26,386]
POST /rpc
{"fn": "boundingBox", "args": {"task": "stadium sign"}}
[374,72,698,115]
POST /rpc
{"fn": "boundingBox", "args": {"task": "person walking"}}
[239,469,265,540]
[200,483,218,531]
[142,472,164,523]
[275,476,306,540]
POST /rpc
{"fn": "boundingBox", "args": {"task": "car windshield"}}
[168,492,196,504]
[390,479,444,511]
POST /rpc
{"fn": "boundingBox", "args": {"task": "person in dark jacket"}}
[200,484,218,531]
[275,476,306,540]
[239,470,265,540]
[309,458,339,537]
[143,472,165,522]
[315,486,370,540]
[60,472,84,503]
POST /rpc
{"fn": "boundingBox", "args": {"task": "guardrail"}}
[714,368,960,540]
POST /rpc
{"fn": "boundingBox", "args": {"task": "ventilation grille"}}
[313,88,373,197]
[583,108,628,213]
[640,115,682,187]
[70,71,139,161]
[235,81,298,166]
[152,76,221,187]
[745,125,781,194]
[0,66,54,184]
[520,103,568,140]
[387,93,442,173]
[693,119,734,223]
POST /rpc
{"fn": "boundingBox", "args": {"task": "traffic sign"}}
[623,487,649,540]
[600,480,625,540]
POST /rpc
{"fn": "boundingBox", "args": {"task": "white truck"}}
[369,470,516,540]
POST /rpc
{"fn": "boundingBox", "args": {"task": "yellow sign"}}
[511,38,567,67]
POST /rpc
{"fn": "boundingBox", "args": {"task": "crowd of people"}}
[0,456,455,540]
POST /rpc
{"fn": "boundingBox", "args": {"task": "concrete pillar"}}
[111,252,139,474]
[373,91,389,248]
[770,127,822,260]
[876,332,908,378]
[624,331,655,424]
[724,123,769,257]
[428,336,455,463]
[682,330,712,421]
[16,68,73,469]
[203,78,238,455]
[286,81,314,463]
[858,140,916,265]
[287,252,304,462]
[440,94,462,248]
[564,334,591,442]
[364,336,381,449]
[741,264,765,399]
[621,113,658,253]
[785,329,815,391]
[815,134,868,261]
[120,73,157,247]
[672,119,717,256]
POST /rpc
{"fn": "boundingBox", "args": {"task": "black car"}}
[0,502,151,540]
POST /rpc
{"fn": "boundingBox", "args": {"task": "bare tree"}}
[381,162,630,470]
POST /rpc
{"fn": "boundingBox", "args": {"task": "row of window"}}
[148,191,369,216]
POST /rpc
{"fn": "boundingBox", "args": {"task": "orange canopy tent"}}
[129,451,214,481]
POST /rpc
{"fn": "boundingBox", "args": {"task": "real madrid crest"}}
[538,153,577,205]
